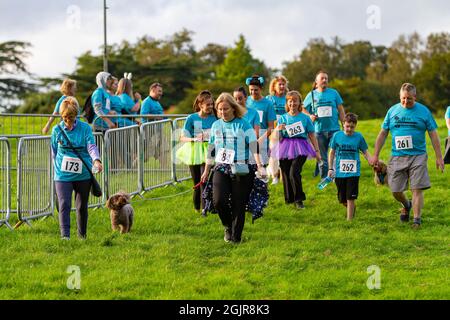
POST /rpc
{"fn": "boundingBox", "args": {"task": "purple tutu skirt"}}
[271,138,316,160]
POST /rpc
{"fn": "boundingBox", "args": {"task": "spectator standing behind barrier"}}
[303,71,345,179]
[141,82,164,123]
[266,75,290,185]
[51,97,103,240]
[445,106,450,164]
[177,90,217,215]
[201,93,267,244]
[328,113,372,221]
[42,79,78,134]
[91,72,117,132]
[372,83,444,228]
[271,91,321,209]
[115,75,142,127]
[246,75,277,165]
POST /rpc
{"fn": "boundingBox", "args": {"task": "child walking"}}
[328,113,372,220]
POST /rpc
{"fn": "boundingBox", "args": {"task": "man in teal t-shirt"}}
[303,71,345,178]
[141,82,164,123]
[373,83,444,228]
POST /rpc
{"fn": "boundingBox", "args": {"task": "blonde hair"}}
[60,97,79,119]
[269,75,289,96]
[60,79,77,96]
[116,78,134,97]
[285,91,303,112]
[215,93,246,119]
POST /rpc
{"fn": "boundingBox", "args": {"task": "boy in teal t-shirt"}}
[328,113,372,221]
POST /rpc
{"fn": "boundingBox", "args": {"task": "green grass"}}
[0,119,448,300]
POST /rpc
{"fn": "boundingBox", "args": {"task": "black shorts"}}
[335,177,359,204]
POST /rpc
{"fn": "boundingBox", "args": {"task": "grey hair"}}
[400,83,416,96]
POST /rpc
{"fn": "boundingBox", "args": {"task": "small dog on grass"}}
[373,160,389,187]
[105,191,134,234]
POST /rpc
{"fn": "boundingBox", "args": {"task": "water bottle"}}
[92,165,99,174]
[317,176,333,190]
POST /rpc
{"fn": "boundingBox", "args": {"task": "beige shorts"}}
[387,154,430,192]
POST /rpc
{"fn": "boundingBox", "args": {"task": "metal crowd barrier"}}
[0,138,12,230]
[104,125,141,198]
[17,136,54,225]
[87,132,105,209]
[140,120,174,192]
[172,117,191,182]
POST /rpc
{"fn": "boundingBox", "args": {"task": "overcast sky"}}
[1,0,449,80]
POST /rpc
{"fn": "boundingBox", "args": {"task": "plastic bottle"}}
[92,165,99,174]
[317,176,333,190]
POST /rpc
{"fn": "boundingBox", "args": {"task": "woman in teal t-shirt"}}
[177,90,217,214]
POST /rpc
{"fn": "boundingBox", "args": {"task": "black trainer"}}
[224,228,232,243]
[412,217,422,229]
[400,200,412,222]
[295,201,305,209]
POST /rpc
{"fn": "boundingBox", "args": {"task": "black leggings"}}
[189,164,205,210]
[279,156,307,204]
[212,170,252,242]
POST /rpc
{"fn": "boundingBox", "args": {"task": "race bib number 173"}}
[61,156,82,174]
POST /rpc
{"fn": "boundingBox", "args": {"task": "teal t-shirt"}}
[209,117,257,162]
[382,102,438,156]
[278,112,314,139]
[141,96,164,123]
[266,95,286,117]
[246,96,276,130]
[242,108,260,129]
[91,87,112,128]
[119,93,137,114]
[445,106,450,135]
[330,131,368,178]
[54,95,81,116]
[183,113,217,138]
[51,120,95,182]
[304,88,343,133]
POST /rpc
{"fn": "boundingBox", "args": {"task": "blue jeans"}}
[314,131,338,179]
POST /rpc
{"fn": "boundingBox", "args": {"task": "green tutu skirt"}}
[176,142,208,165]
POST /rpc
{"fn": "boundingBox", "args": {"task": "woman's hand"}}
[315,151,322,162]
[94,160,103,173]
[275,124,286,131]
[200,167,211,184]
[257,164,267,179]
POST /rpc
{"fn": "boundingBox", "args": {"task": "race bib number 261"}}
[395,136,413,150]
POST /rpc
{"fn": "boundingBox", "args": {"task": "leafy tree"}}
[216,35,269,83]
[0,41,35,112]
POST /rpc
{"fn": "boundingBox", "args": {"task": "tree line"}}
[1,29,449,118]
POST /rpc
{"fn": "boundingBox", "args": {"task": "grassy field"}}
[0,119,448,300]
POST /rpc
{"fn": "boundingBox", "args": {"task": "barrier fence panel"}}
[172,118,191,183]
[17,136,54,224]
[140,120,174,192]
[0,138,12,230]
[104,125,140,198]
[87,132,105,208]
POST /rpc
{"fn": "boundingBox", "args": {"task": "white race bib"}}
[257,110,264,123]
[285,122,305,137]
[216,148,235,164]
[340,160,357,173]
[317,106,332,118]
[395,136,413,150]
[61,156,83,174]
[105,98,111,111]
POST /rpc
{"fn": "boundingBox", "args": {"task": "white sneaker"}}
[271,177,279,185]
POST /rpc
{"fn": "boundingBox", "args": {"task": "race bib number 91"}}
[61,156,83,174]
[286,122,305,137]
[395,136,413,150]
[340,160,357,173]
[216,148,235,164]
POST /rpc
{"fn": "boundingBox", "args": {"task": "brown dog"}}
[105,192,134,233]
[373,160,389,187]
